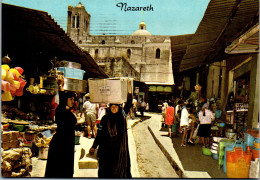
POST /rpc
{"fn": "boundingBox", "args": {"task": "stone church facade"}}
[67,2,174,110]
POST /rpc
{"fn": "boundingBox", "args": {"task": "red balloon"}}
[15,86,24,96]
[18,78,26,88]
[14,67,24,75]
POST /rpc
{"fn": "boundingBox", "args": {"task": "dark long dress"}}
[91,98,132,178]
[45,91,77,178]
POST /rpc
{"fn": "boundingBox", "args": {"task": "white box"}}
[88,77,133,104]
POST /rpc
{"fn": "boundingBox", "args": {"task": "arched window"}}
[131,40,135,44]
[95,49,99,57]
[79,40,82,44]
[156,48,160,59]
[72,16,75,28]
[101,40,105,44]
[127,49,131,58]
[76,16,80,28]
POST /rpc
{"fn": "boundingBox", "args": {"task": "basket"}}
[202,147,212,156]
[212,153,218,160]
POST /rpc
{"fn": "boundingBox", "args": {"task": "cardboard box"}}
[9,140,19,148]
[1,142,10,150]
[1,132,11,142]
[10,131,19,140]
[88,78,133,104]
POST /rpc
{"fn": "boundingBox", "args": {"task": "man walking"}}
[80,94,98,139]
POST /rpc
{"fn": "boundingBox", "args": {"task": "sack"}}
[192,124,200,139]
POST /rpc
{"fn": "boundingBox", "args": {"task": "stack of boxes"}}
[57,60,87,93]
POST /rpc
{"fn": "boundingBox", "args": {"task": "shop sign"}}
[156,86,164,91]
[235,103,248,111]
[164,86,172,92]
[149,86,156,92]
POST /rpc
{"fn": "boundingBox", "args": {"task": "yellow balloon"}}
[1,68,7,80]
[1,64,10,71]
[13,80,20,89]
[10,68,20,78]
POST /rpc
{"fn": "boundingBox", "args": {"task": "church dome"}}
[132,29,152,36]
[132,21,151,36]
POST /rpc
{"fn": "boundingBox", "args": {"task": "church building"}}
[67,2,175,111]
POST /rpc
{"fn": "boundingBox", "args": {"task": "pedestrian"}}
[140,98,147,118]
[198,103,215,147]
[165,101,174,137]
[132,96,138,117]
[174,100,183,129]
[187,104,197,144]
[180,104,192,146]
[45,75,77,178]
[89,95,132,178]
[80,94,98,139]
[161,100,168,122]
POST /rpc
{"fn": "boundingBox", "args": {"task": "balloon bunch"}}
[1,64,26,101]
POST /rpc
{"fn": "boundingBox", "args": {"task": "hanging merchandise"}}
[1,64,26,101]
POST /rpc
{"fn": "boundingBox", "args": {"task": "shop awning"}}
[2,3,108,79]
[225,23,259,54]
[177,0,259,72]
[170,34,194,85]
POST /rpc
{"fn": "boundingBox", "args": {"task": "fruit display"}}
[1,64,26,101]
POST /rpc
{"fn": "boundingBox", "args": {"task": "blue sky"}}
[2,0,210,35]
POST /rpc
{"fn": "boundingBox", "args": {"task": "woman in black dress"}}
[89,96,132,178]
[45,76,77,178]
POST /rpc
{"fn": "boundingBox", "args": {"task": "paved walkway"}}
[146,112,227,178]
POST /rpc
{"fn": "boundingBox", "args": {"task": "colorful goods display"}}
[1,64,26,101]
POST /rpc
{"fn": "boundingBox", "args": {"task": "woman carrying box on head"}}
[45,75,77,178]
[89,93,132,178]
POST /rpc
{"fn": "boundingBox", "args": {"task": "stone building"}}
[67,2,175,111]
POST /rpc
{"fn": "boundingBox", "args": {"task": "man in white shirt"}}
[80,94,98,139]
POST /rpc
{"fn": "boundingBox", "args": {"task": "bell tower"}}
[67,2,90,43]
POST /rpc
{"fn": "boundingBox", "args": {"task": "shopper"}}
[165,101,175,137]
[132,96,138,118]
[174,100,183,129]
[198,103,215,147]
[80,94,98,138]
[180,104,192,146]
[89,95,132,178]
[45,75,77,178]
[139,98,147,118]
[161,100,168,122]
[187,105,197,144]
